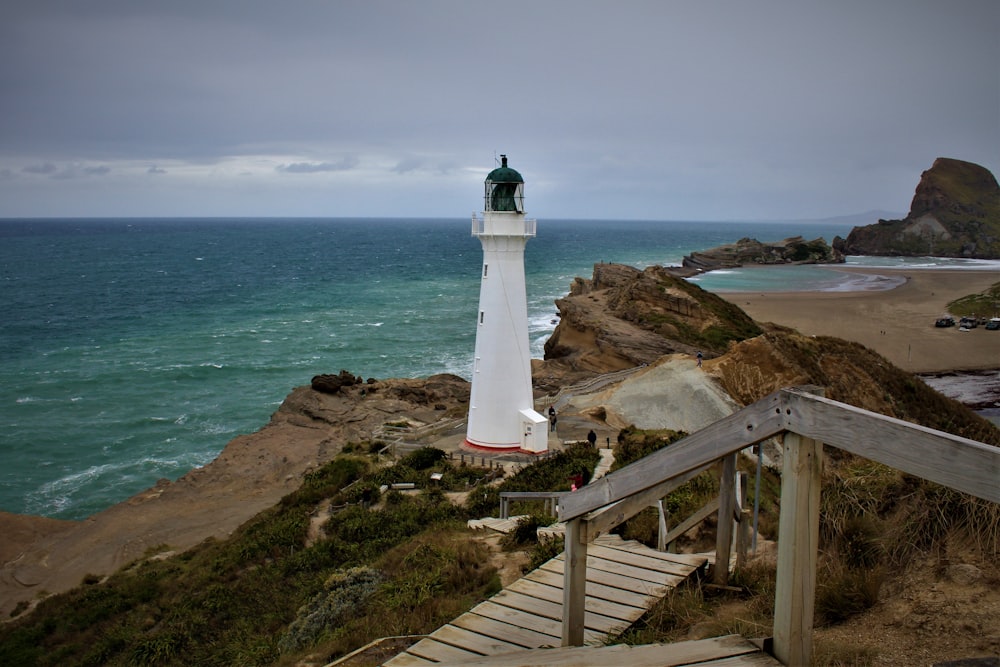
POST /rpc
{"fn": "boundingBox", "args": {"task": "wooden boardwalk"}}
[399,634,781,666]
[383,534,709,666]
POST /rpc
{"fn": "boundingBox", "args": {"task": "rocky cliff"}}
[834,157,1000,258]
[682,235,844,271]
[535,263,761,391]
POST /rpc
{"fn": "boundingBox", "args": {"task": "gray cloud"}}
[392,157,424,175]
[275,157,360,174]
[21,162,110,179]
[23,163,58,175]
[0,1,997,219]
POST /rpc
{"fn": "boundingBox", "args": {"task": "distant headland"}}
[834,157,1000,259]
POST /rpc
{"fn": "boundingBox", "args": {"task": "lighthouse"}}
[465,155,548,454]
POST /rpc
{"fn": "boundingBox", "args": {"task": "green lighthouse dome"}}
[486,155,523,184]
[484,155,524,212]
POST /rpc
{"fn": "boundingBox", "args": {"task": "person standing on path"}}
[696,351,703,367]
[587,429,597,447]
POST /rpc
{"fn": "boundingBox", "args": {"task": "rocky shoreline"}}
[681,235,843,272]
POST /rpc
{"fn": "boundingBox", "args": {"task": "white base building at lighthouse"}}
[464,156,548,454]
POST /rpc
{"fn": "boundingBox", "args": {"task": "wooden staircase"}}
[383,534,708,666]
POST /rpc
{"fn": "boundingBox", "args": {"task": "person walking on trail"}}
[549,411,557,432]
[587,429,597,447]
[696,351,703,367]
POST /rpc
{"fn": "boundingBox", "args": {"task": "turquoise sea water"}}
[4,216,990,520]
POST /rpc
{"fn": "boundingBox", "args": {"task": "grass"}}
[0,442,609,666]
[947,280,1000,318]
[0,449,499,667]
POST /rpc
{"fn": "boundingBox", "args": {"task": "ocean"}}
[1,217,993,520]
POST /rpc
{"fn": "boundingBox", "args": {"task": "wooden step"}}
[383,533,708,665]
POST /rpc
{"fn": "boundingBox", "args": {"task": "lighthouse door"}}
[521,421,533,451]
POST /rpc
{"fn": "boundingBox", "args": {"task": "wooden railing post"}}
[736,471,750,570]
[713,453,737,584]
[561,517,588,646]
[656,500,668,552]
[772,431,823,666]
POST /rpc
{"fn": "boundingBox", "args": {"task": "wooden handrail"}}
[559,390,788,521]
[780,387,999,503]
[558,385,1000,665]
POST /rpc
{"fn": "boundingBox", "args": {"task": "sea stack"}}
[464,155,548,453]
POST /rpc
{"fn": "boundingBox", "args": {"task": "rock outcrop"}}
[535,263,761,391]
[682,235,844,271]
[834,157,1000,258]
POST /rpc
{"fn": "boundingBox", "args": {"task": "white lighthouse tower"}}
[465,155,548,454]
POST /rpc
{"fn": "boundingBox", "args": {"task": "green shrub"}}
[398,446,447,470]
[278,567,384,654]
[500,513,557,549]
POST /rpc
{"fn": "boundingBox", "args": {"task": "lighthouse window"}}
[479,311,484,324]
[483,264,488,277]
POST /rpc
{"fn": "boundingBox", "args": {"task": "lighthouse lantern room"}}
[465,156,548,454]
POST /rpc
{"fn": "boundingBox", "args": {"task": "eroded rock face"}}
[682,236,844,271]
[311,370,363,394]
[835,158,1000,258]
[535,263,761,391]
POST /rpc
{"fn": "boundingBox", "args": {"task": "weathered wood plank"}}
[574,552,689,585]
[561,517,588,646]
[451,613,562,649]
[428,634,775,667]
[580,461,715,540]
[781,387,1000,503]
[506,578,645,621]
[471,600,603,644]
[523,569,651,609]
[604,540,709,568]
[706,653,784,666]
[662,496,720,546]
[406,637,484,663]
[381,651,437,666]
[772,431,822,667]
[541,559,670,596]
[715,453,737,584]
[585,543,700,578]
[559,391,787,519]
[493,589,630,635]
[428,624,523,656]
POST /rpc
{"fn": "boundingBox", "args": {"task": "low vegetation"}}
[0,443,608,666]
[0,449,500,666]
[947,280,1000,319]
[3,333,997,666]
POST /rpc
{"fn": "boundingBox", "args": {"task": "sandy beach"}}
[720,267,1000,374]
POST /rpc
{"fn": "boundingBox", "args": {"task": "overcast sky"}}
[1,1,997,221]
